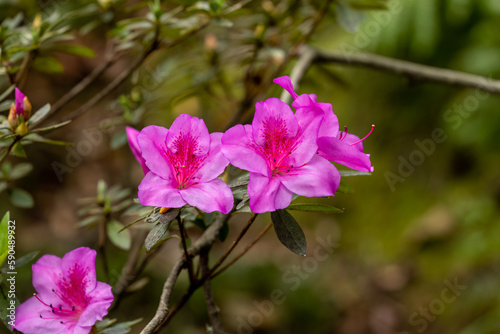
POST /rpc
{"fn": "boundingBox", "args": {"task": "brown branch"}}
[178,218,195,284]
[200,251,225,334]
[211,222,272,279]
[279,46,316,104]
[312,47,500,94]
[140,212,230,334]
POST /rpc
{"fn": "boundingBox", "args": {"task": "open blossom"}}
[137,114,233,214]
[126,126,150,174]
[273,76,374,172]
[13,247,113,334]
[221,98,340,213]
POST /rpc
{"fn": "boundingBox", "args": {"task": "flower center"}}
[255,116,303,176]
[33,291,80,324]
[166,132,205,189]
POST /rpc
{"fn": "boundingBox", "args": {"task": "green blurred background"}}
[1,0,500,333]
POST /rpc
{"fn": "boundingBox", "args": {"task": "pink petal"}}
[15,87,25,115]
[252,98,298,146]
[180,178,234,214]
[138,125,173,180]
[126,126,149,174]
[138,172,186,208]
[61,247,97,294]
[14,296,68,334]
[338,132,364,152]
[221,124,269,175]
[315,102,339,138]
[166,114,210,157]
[77,282,113,327]
[195,132,230,182]
[273,76,298,99]
[280,155,340,197]
[248,173,293,213]
[317,136,373,172]
[32,254,64,305]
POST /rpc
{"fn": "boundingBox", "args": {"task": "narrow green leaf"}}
[11,142,26,158]
[0,212,10,267]
[9,163,33,180]
[33,56,64,74]
[339,170,372,177]
[0,85,15,103]
[27,103,51,125]
[22,133,71,146]
[45,45,96,57]
[145,221,172,251]
[271,209,307,256]
[9,188,34,208]
[76,215,101,228]
[107,220,131,251]
[99,318,143,334]
[14,251,39,268]
[287,204,344,214]
[32,120,72,133]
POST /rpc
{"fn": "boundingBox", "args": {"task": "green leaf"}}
[287,204,344,214]
[337,182,354,194]
[0,85,15,103]
[0,212,10,267]
[107,220,131,251]
[27,103,51,125]
[339,170,372,177]
[99,318,143,334]
[0,182,7,194]
[45,45,96,57]
[22,133,71,146]
[32,120,72,133]
[336,1,365,33]
[76,215,101,228]
[9,163,33,180]
[9,188,34,208]
[33,56,64,74]
[11,142,26,158]
[110,129,127,149]
[14,251,39,268]
[218,219,229,242]
[271,209,307,256]
[145,221,172,251]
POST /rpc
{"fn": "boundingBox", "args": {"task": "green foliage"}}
[271,209,307,256]
[0,212,9,267]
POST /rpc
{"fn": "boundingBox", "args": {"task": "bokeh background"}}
[1,0,500,333]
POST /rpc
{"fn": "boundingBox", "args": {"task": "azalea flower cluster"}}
[127,76,373,214]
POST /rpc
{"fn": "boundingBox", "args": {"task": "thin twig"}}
[140,212,230,334]
[201,251,225,334]
[98,219,109,281]
[280,46,316,104]
[312,47,500,95]
[211,222,272,279]
[178,218,195,284]
[210,213,257,273]
[15,49,37,89]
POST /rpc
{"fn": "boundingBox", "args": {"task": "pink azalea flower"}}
[13,247,114,334]
[273,76,374,172]
[126,126,150,174]
[137,114,233,214]
[221,98,340,213]
[8,88,32,128]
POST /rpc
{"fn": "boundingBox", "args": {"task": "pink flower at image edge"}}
[13,247,114,334]
[137,114,233,214]
[126,126,150,175]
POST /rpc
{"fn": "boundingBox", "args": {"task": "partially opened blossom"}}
[273,76,374,172]
[137,114,233,214]
[8,88,32,132]
[14,247,113,334]
[221,98,340,213]
[126,126,149,174]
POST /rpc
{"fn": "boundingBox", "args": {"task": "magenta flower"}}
[8,88,32,129]
[221,98,340,213]
[137,114,233,214]
[126,126,150,174]
[273,76,374,172]
[13,247,113,334]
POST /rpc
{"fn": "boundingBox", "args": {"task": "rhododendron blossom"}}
[273,76,374,172]
[13,247,113,334]
[221,98,340,213]
[137,114,233,214]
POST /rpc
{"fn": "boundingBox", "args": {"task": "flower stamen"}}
[350,124,374,146]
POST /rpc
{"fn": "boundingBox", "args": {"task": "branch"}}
[140,212,230,334]
[211,221,272,279]
[280,46,316,104]
[311,47,500,94]
[200,251,225,334]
